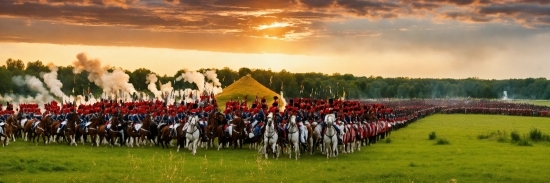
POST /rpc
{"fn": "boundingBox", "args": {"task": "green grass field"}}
[2,114,550,182]
[510,100,550,107]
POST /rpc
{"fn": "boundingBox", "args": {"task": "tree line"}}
[2,58,550,100]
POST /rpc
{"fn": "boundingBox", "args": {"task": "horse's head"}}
[42,115,53,126]
[289,115,297,125]
[266,112,274,127]
[188,115,198,126]
[67,112,80,123]
[143,114,152,124]
[210,112,224,126]
[325,113,335,126]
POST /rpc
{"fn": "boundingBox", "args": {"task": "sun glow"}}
[257,22,293,30]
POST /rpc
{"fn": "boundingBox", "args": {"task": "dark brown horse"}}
[76,115,101,146]
[30,115,54,145]
[138,114,156,147]
[50,119,66,144]
[107,115,122,147]
[159,122,177,149]
[205,112,224,150]
[126,119,143,148]
[231,117,245,149]
[87,115,103,146]
[5,114,17,143]
[215,122,231,150]
[64,112,80,146]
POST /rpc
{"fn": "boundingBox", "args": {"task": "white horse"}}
[324,114,338,158]
[263,113,279,159]
[185,116,200,155]
[287,115,300,160]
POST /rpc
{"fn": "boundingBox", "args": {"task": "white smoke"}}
[503,91,508,100]
[176,69,206,91]
[42,63,66,99]
[11,75,54,105]
[175,69,223,97]
[146,74,162,99]
[101,68,136,95]
[72,53,136,97]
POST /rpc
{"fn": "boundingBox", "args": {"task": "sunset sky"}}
[1,0,549,79]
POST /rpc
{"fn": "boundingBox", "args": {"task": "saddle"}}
[105,123,111,133]
[32,121,40,131]
[133,123,143,133]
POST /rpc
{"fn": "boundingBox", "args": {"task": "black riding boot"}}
[200,125,208,141]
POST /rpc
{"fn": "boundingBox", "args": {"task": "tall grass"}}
[429,132,436,140]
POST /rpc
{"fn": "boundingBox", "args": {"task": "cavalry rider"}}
[0,111,5,136]
[296,107,308,149]
[190,108,208,141]
[319,107,343,144]
[249,107,264,137]
[224,107,233,126]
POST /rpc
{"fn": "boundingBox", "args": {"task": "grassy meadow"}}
[510,100,550,107]
[2,114,550,182]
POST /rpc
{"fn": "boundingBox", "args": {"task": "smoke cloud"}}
[11,75,55,106]
[42,63,66,98]
[175,69,223,96]
[71,53,136,98]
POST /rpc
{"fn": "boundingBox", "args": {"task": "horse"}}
[231,117,245,149]
[29,115,53,145]
[75,116,98,145]
[205,112,224,150]
[64,112,80,146]
[287,115,300,160]
[126,120,143,148]
[324,114,338,158]
[312,122,323,155]
[159,121,175,149]
[23,118,38,142]
[0,116,11,146]
[185,116,200,155]
[263,113,280,159]
[9,113,23,140]
[215,118,233,150]
[50,118,65,144]
[303,122,314,155]
[87,115,103,146]
[5,114,17,142]
[138,114,156,147]
[342,122,356,154]
[107,115,123,147]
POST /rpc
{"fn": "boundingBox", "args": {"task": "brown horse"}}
[231,117,246,149]
[107,115,123,147]
[23,118,38,142]
[64,112,80,146]
[205,112,224,150]
[86,115,103,146]
[215,122,231,150]
[138,114,156,147]
[5,114,17,143]
[126,120,143,148]
[76,115,101,146]
[50,119,65,144]
[30,115,54,145]
[159,122,177,149]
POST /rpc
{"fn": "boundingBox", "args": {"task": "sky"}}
[0,0,549,79]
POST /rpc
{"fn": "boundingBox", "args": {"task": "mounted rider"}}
[319,99,342,144]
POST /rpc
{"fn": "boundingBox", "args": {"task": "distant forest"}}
[2,58,550,100]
